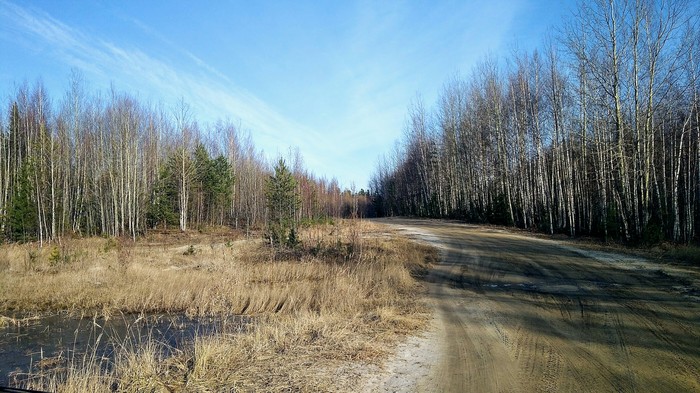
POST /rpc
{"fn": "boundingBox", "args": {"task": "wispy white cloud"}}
[0,1,105,78]
[0,0,341,178]
[0,0,533,188]
[307,0,523,178]
[119,14,234,85]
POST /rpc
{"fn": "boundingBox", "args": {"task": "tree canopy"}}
[372,0,700,245]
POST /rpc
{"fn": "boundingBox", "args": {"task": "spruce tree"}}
[147,164,179,229]
[265,159,300,248]
[207,155,234,223]
[5,161,37,242]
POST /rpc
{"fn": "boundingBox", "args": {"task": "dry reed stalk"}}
[4,220,438,392]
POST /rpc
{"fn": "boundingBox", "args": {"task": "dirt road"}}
[372,219,700,392]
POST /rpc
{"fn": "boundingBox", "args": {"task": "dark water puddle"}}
[0,312,247,385]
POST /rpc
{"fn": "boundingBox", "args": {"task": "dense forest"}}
[372,0,700,244]
[0,74,372,244]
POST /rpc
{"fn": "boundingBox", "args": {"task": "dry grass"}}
[1,220,438,392]
[0,314,41,327]
[661,244,700,266]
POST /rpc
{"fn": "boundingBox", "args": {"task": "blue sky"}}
[0,0,575,189]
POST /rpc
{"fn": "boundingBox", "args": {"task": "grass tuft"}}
[2,219,437,392]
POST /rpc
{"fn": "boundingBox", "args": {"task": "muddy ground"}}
[366,219,700,392]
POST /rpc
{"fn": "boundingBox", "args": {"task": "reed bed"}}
[0,220,437,392]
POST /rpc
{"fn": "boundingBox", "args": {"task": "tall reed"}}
[2,220,437,392]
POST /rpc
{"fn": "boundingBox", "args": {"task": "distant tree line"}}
[372,0,699,244]
[0,73,371,244]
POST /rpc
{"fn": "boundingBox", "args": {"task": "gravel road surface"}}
[370,219,700,393]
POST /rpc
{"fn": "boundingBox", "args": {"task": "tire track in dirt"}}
[429,239,519,392]
[372,219,700,393]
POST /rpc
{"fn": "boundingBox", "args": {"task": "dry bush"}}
[3,220,438,392]
[664,244,700,266]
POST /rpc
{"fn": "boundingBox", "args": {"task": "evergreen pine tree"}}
[147,163,179,229]
[5,161,37,242]
[207,155,234,223]
[265,159,300,248]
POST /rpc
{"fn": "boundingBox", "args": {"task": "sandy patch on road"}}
[359,223,448,392]
[360,316,443,392]
[364,219,700,393]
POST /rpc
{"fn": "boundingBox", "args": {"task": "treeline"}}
[372,0,699,243]
[0,74,369,244]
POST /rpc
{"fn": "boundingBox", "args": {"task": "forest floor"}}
[364,218,700,392]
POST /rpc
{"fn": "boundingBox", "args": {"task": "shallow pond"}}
[0,312,247,386]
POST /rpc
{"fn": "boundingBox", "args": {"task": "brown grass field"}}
[0,220,437,392]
